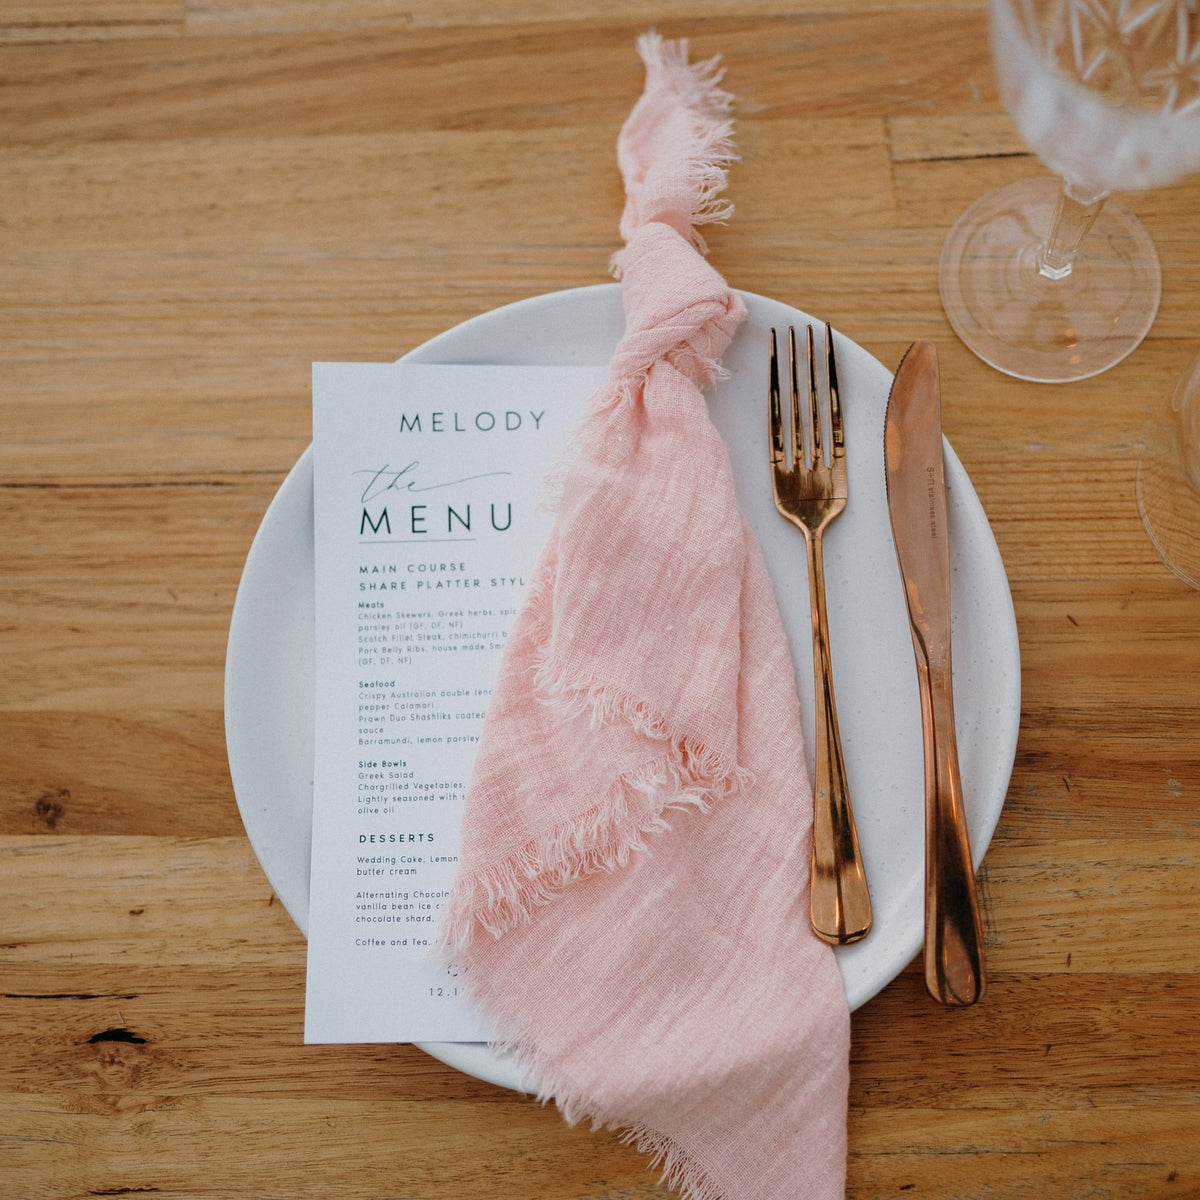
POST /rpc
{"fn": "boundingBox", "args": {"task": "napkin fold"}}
[441,34,850,1200]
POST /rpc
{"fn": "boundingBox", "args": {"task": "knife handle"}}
[917,654,986,1006]
[806,532,873,946]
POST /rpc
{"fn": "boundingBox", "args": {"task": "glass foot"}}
[939,177,1161,383]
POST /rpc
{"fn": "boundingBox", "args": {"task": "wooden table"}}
[3,3,1198,1197]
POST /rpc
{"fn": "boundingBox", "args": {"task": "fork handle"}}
[805,531,873,946]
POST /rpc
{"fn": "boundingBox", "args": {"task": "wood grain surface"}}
[2,3,1198,1197]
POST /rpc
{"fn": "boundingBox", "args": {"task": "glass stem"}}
[1037,178,1109,280]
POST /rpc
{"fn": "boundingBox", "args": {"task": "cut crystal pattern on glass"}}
[1021,0,1200,110]
[999,0,1200,193]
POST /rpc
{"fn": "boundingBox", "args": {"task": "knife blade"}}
[884,340,986,1007]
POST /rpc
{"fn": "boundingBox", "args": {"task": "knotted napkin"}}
[441,34,850,1200]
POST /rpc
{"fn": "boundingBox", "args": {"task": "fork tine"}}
[768,328,786,466]
[825,322,845,464]
[786,326,802,469]
[805,324,823,469]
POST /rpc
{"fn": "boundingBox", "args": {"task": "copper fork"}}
[769,323,872,945]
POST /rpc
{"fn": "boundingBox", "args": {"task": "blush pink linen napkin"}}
[441,34,850,1200]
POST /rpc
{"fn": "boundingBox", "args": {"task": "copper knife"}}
[884,341,986,1006]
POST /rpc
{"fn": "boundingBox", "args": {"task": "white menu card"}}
[304,360,604,1043]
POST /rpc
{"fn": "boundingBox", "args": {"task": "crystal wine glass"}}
[1137,348,1200,586]
[939,0,1200,383]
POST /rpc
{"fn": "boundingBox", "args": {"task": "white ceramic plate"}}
[225,285,1021,1090]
